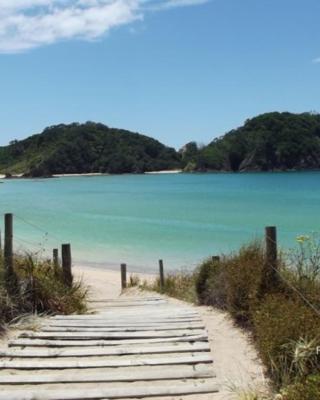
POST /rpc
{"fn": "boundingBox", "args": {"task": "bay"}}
[0,172,319,272]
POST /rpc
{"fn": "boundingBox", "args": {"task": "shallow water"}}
[0,172,319,272]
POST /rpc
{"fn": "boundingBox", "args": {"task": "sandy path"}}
[74,266,270,399]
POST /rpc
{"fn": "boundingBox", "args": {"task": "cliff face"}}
[184,112,320,172]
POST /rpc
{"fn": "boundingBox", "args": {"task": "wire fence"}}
[0,213,319,317]
[0,213,62,260]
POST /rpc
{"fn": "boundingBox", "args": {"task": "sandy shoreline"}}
[0,170,182,180]
[145,170,182,174]
[73,264,155,300]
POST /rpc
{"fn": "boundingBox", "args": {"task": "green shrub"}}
[196,242,265,324]
[282,374,320,400]
[222,242,265,324]
[142,271,197,303]
[140,237,320,396]
[128,274,141,288]
[195,257,227,308]
[252,294,320,387]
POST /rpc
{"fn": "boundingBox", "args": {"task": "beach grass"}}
[0,251,88,333]
[141,238,320,399]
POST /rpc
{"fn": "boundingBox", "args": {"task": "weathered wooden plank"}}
[0,365,215,384]
[89,300,167,305]
[49,318,202,325]
[42,325,205,332]
[46,320,203,327]
[50,314,199,321]
[50,311,198,319]
[88,298,163,302]
[0,342,210,358]
[9,335,208,348]
[0,380,219,399]
[20,329,206,340]
[0,353,213,369]
[48,318,202,325]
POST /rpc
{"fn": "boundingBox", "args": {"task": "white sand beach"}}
[145,170,182,174]
[52,173,109,178]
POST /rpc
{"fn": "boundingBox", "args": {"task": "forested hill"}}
[2,113,320,177]
[181,112,320,172]
[0,122,181,177]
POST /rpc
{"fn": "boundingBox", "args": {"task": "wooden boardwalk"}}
[0,295,218,399]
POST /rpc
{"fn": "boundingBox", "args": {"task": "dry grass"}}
[0,251,88,332]
[140,238,320,399]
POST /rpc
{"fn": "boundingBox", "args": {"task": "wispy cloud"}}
[313,57,320,64]
[0,0,208,53]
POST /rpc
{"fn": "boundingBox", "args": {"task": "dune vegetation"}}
[141,237,320,399]
[0,251,87,333]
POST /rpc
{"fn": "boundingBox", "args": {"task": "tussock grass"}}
[141,237,320,399]
[141,270,197,303]
[0,251,88,333]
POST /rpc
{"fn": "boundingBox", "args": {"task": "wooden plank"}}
[0,380,219,399]
[88,298,163,302]
[89,299,168,307]
[49,311,201,323]
[9,335,208,348]
[0,365,215,384]
[0,353,213,369]
[49,316,201,323]
[91,303,167,308]
[46,316,201,325]
[48,311,196,317]
[0,342,210,358]
[50,311,198,318]
[42,325,205,332]
[19,329,206,340]
[46,321,204,329]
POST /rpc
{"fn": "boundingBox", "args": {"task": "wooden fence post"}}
[121,263,127,290]
[4,213,17,292]
[53,249,59,267]
[263,226,278,291]
[62,244,73,287]
[159,259,165,292]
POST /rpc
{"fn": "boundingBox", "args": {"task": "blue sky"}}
[0,0,319,148]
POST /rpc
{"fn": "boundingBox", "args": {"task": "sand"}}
[74,265,270,399]
[0,265,270,399]
[145,170,182,174]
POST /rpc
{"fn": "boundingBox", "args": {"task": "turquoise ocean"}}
[0,172,319,272]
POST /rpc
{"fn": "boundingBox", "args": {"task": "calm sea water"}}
[0,172,319,272]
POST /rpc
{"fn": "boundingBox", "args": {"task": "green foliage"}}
[0,122,181,176]
[194,240,320,388]
[196,242,264,324]
[142,237,320,396]
[0,251,88,331]
[253,295,320,386]
[189,112,320,172]
[128,274,141,288]
[282,374,320,400]
[195,257,227,307]
[142,271,197,303]
[2,113,320,176]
